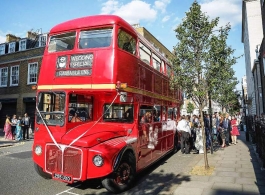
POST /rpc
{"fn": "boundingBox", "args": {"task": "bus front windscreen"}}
[36,92,65,126]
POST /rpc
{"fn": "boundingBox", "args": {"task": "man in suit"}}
[22,112,31,140]
[224,113,231,146]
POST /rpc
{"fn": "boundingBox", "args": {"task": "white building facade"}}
[242,0,263,116]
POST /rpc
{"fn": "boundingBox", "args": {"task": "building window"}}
[0,44,5,55]
[39,34,47,47]
[19,39,26,51]
[10,66,19,86]
[0,67,8,87]
[8,42,16,53]
[28,62,38,84]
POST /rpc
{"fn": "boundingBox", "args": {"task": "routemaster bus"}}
[32,15,182,193]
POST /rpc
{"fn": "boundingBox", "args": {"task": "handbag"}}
[29,127,32,135]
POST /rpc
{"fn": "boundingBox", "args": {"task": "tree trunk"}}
[199,108,209,169]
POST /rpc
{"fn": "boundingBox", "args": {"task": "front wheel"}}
[34,163,52,179]
[102,152,136,193]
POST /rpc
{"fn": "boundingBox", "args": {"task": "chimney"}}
[27,31,38,40]
[6,34,20,42]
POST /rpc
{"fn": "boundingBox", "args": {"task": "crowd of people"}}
[176,113,241,154]
[3,113,32,141]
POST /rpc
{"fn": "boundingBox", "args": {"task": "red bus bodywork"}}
[32,15,182,193]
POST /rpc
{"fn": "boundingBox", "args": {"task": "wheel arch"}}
[113,145,136,171]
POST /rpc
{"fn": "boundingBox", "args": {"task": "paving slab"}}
[171,132,265,195]
[173,187,204,195]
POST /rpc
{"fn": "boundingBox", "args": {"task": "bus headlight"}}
[35,145,42,156]
[93,155,104,167]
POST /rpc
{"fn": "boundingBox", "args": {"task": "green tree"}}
[206,24,240,113]
[187,102,195,115]
[171,1,239,169]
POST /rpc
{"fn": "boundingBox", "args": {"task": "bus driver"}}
[70,112,82,122]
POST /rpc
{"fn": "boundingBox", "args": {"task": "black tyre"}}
[34,163,52,179]
[102,152,136,194]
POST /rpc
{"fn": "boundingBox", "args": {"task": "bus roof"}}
[50,15,136,34]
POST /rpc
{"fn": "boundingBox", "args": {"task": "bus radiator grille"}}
[46,144,82,179]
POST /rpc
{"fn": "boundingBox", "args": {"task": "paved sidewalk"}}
[0,128,33,147]
[165,132,265,195]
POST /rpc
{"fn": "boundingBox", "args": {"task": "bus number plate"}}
[52,172,73,183]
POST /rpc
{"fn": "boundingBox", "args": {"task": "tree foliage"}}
[187,102,195,115]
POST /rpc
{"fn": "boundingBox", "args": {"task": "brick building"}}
[0,32,47,127]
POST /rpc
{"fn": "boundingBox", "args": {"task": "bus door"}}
[138,105,153,169]
[165,107,177,149]
[152,105,165,159]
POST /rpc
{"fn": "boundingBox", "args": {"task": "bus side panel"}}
[137,123,152,170]
[154,72,163,95]
[152,122,165,160]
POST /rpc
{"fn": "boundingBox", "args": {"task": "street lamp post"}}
[242,81,249,141]
[208,91,214,154]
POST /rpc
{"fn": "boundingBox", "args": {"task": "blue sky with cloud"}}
[0,0,244,89]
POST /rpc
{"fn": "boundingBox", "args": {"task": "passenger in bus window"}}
[145,112,152,123]
[71,112,82,122]
[88,107,92,119]
[140,114,145,123]
[68,109,75,122]
[162,111,166,121]
[124,107,133,121]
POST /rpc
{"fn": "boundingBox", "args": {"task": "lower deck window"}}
[103,104,133,123]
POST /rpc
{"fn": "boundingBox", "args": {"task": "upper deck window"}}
[152,53,161,71]
[167,64,171,77]
[48,32,76,53]
[118,29,136,55]
[139,42,151,64]
[79,28,112,49]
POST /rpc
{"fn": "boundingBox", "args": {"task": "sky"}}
[0,0,244,89]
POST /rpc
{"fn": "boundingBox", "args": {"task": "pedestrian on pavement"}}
[22,112,31,140]
[223,113,231,146]
[177,115,191,154]
[212,114,217,143]
[16,116,23,141]
[11,114,18,140]
[231,115,240,145]
[218,116,226,148]
[194,116,204,154]
[3,115,13,140]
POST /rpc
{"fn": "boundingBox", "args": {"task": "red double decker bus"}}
[32,15,182,193]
